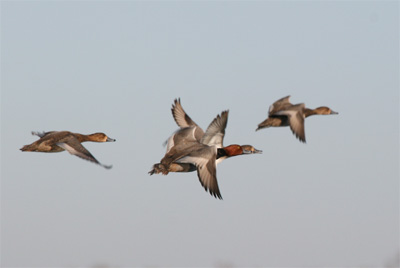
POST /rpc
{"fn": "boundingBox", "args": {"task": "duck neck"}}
[304,108,317,117]
[217,148,228,159]
[75,133,90,143]
[217,144,243,159]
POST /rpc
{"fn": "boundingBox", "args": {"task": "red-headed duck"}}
[150,99,262,199]
[20,131,115,169]
[175,143,261,199]
[256,95,338,143]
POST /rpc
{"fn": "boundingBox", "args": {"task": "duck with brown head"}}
[303,106,339,117]
[149,98,262,199]
[217,144,262,162]
[256,95,338,143]
[20,131,116,169]
[176,143,262,200]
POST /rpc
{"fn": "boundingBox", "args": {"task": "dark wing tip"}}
[214,191,223,200]
[298,136,306,143]
[173,98,181,107]
[197,170,223,200]
[102,164,113,169]
[207,188,223,200]
[292,130,306,143]
[171,98,180,113]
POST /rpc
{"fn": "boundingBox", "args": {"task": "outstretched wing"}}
[56,137,112,169]
[200,110,229,147]
[269,95,292,115]
[176,146,222,199]
[275,103,306,142]
[171,98,202,129]
[170,98,205,143]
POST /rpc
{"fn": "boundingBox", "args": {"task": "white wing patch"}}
[176,155,207,166]
[201,111,228,148]
[57,142,82,156]
[268,103,275,114]
[165,134,175,154]
[203,133,224,147]
[275,109,298,118]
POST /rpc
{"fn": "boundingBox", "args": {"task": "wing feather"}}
[171,99,201,128]
[269,95,292,115]
[275,103,306,142]
[56,137,112,169]
[176,146,222,199]
[200,110,229,147]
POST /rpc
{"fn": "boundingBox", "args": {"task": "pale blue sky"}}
[1,1,399,267]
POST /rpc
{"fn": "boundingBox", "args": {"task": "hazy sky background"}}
[1,1,399,267]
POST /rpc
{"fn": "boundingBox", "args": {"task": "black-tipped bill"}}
[252,148,263,154]
[106,137,116,142]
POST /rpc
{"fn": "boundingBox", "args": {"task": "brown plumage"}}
[256,95,338,143]
[150,99,262,199]
[20,131,115,169]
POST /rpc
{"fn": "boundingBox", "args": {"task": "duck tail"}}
[256,117,280,131]
[256,120,271,131]
[20,144,35,151]
[256,123,270,131]
[148,163,169,175]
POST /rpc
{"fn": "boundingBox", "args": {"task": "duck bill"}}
[106,137,116,142]
[330,110,339,115]
[253,148,263,154]
[243,148,263,154]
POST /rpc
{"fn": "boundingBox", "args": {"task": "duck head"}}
[89,133,116,142]
[314,106,338,115]
[218,144,262,159]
